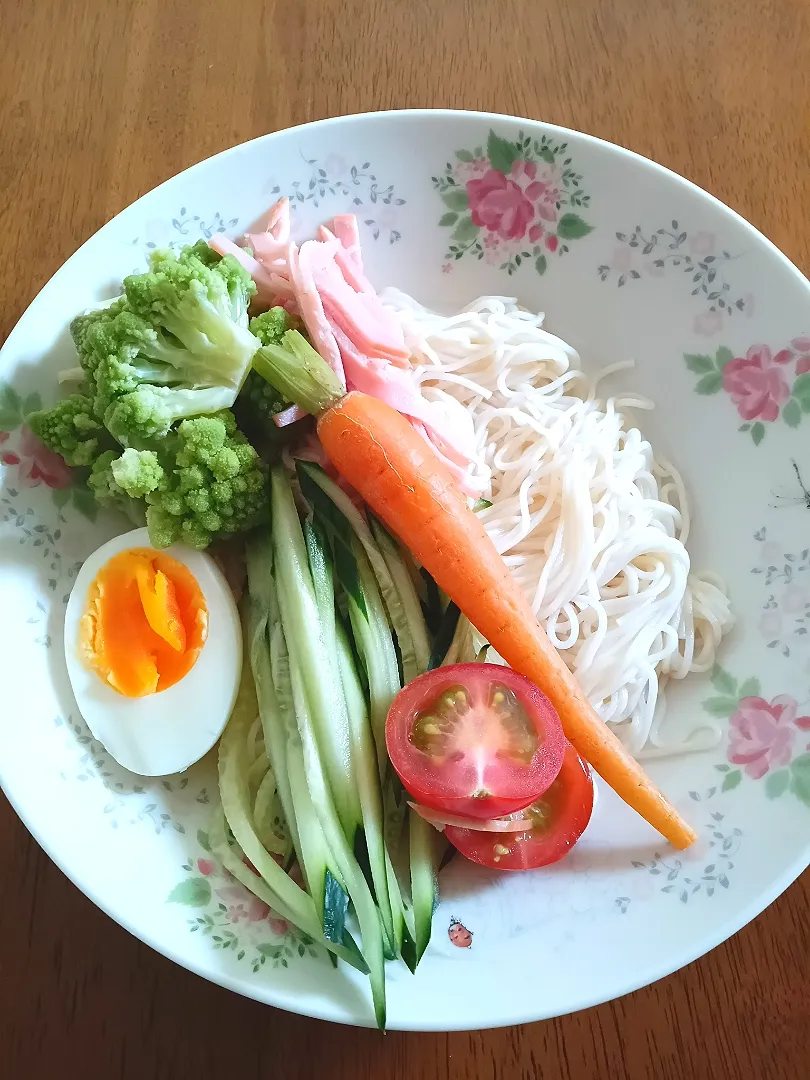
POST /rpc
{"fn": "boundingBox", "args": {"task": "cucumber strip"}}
[408,811,442,970]
[270,467,362,837]
[286,647,387,1030]
[247,715,264,762]
[217,680,364,972]
[292,462,443,976]
[335,618,400,958]
[297,461,428,685]
[245,537,303,862]
[210,808,367,975]
[270,617,349,943]
[252,768,290,858]
[248,751,270,798]
[369,515,431,680]
[343,537,400,778]
[246,533,348,935]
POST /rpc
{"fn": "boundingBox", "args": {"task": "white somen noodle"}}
[382,290,733,758]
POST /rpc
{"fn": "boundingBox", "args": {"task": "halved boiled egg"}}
[64,528,241,776]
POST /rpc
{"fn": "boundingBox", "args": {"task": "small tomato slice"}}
[385,663,566,820]
[444,745,594,870]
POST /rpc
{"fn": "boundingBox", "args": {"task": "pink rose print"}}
[197,858,216,877]
[782,584,810,615]
[3,426,73,489]
[519,162,561,223]
[758,610,783,639]
[760,540,783,565]
[611,247,637,274]
[441,262,453,274]
[467,169,535,242]
[722,345,791,421]
[793,338,810,375]
[436,131,592,276]
[728,695,798,779]
[268,916,289,936]
[693,310,724,337]
[482,231,503,266]
[455,157,488,183]
[246,895,271,923]
[689,231,715,256]
[323,153,346,178]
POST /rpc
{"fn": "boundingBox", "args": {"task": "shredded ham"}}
[272,404,307,428]
[210,200,476,486]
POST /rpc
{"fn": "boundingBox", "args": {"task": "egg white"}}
[63,527,242,776]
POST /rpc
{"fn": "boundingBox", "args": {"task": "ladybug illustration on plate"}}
[448,917,473,949]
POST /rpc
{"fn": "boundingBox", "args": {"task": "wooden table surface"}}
[2,0,809,1076]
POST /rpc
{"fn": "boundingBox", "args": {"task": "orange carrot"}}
[318,391,696,850]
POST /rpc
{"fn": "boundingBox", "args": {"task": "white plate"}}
[2,110,809,1031]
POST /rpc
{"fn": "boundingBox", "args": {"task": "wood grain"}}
[1,0,809,1075]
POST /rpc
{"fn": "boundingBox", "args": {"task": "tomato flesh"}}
[386,663,566,820]
[444,744,594,870]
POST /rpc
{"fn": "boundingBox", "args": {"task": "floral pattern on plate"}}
[434,129,593,275]
[616,810,742,912]
[597,222,751,337]
[0,382,97,521]
[270,154,405,243]
[54,713,211,833]
[169,829,319,971]
[702,665,810,802]
[751,525,810,661]
[683,339,810,443]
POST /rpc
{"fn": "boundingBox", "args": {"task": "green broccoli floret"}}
[123,247,259,394]
[28,393,112,467]
[104,384,235,446]
[141,412,268,549]
[87,451,147,525]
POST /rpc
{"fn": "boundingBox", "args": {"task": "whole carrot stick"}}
[318,391,696,850]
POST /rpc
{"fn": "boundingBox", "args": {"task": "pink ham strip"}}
[272,404,307,427]
[331,215,364,273]
[208,234,296,305]
[250,196,291,242]
[316,260,410,366]
[330,324,472,470]
[288,241,345,385]
[245,197,293,271]
[318,224,374,294]
[410,421,478,495]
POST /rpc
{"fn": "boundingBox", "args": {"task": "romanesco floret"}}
[104,384,236,446]
[249,307,293,347]
[28,393,111,467]
[110,447,164,498]
[123,247,259,393]
[87,451,147,525]
[138,412,268,549]
[235,307,296,434]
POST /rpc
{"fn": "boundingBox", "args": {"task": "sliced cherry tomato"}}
[444,744,594,870]
[385,663,566,820]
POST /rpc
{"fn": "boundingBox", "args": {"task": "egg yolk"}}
[79,548,208,697]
